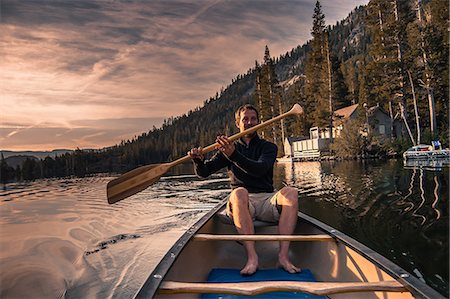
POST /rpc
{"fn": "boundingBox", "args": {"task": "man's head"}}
[235,104,259,135]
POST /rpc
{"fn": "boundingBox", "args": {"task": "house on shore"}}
[333,103,401,139]
[283,137,307,158]
[279,128,330,161]
[279,103,405,161]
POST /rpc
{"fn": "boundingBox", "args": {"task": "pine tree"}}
[363,0,448,144]
[332,55,351,109]
[364,0,412,140]
[0,154,14,184]
[255,46,284,154]
[255,60,265,137]
[304,1,330,130]
[325,30,334,140]
[21,158,37,181]
[365,0,395,108]
[420,0,448,141]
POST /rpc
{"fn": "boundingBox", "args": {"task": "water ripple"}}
[85,234,141,256]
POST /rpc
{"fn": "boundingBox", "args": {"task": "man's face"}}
[236,108,259,134]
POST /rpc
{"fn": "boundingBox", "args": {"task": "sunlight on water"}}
[0,174,229,299]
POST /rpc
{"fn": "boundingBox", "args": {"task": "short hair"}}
[235,104,259,122]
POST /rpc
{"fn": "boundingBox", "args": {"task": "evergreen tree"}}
[255,46,284,155]
[284,79,307,137]
[364,0,397,108]
[15,165,21,181]
[421,0,448,142]
[331,56,351,109]
[364,0,412,141]
[364,0,448,144]
[21,158,38,180]
[304,0,339,133]
[0,154,15,184]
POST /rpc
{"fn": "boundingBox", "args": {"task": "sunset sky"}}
[1,0,368,151]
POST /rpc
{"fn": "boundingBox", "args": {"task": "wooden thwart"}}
[159,280,407,296]
[193,234,334,242]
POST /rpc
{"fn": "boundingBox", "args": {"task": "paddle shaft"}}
[169,103,302,167]
[107,104,303,203]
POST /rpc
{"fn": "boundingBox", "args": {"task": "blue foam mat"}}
[201,268,328,299]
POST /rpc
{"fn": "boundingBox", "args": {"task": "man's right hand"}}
[188,147,204,162]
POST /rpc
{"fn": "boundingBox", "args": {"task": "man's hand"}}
[216,135,235,157]
[188,147,204,161]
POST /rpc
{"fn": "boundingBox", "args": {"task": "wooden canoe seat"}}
[193,234,334,242]
[158,280,408,296]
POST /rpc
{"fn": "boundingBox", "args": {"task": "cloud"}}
[0,0,367,150]
[0,117,165,151]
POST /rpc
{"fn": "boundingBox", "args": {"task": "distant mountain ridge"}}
[1,149,74,160]
[4,155,39,169]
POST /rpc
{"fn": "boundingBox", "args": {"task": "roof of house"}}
[334,103,359,119]
[367,105,389,117]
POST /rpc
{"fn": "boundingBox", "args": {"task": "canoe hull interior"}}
[139,201,443,299]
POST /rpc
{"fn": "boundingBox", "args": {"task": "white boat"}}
[403,142,450,160]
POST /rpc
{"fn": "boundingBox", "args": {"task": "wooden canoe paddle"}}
[107,103,304,204]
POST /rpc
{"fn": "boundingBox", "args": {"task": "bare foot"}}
[278,256,301,274]
[240,258,258,275]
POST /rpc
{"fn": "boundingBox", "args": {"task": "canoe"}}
[134,198,444,299]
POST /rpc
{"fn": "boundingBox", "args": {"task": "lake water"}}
[0,159,448,298]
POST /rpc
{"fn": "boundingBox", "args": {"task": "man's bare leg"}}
[277,186,301,273]
[229,187,258,275]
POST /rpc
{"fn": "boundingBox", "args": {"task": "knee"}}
[280,186,298,198]
[279,186,298,206]
[229,187,249,206]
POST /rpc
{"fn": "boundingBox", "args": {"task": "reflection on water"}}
[0,174,229,299]
[0,160,448,298]
[276,159,448,297]
[404,158,450,171]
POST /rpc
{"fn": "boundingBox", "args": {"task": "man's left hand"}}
[216,135,235,157]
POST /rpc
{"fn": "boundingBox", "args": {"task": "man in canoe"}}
[188,104,300,275]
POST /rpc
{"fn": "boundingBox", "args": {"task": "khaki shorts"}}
[226,191,281,223]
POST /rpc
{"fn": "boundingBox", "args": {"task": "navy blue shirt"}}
[193,135,277,193]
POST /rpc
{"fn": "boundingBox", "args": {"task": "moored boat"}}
[403,143,450,161]
[134,199,445,299]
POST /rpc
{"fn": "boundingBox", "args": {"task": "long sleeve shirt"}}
[193,135,277,193]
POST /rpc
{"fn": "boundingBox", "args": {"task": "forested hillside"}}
[1,0,448,182]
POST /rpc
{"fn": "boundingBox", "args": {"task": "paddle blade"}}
[289,103,304,115]
[107,163,171,204]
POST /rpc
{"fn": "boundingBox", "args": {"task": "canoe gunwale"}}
[133,198,228,299]
[298,211,445,299]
